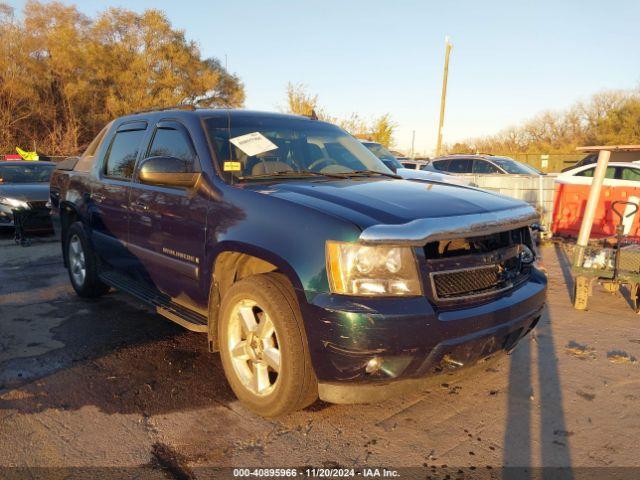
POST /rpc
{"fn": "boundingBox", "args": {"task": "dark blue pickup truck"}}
[50,108,546,416]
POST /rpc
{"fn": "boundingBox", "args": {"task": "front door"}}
[128,121,208,313]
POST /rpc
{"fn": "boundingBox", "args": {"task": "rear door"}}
[128,120,208,312]
[90,121,148,269]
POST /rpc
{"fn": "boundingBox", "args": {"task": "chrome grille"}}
[27,200,48,209]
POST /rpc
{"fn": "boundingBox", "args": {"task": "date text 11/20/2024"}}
[232,468,400,477]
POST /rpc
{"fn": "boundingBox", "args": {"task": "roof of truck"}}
[123,107,312,122]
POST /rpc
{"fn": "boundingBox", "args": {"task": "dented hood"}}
[249,177,533,235]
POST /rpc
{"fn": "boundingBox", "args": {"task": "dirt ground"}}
[1,231,639,478]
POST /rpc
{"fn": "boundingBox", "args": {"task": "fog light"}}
[365,357,382,374]
[519,245,535,264]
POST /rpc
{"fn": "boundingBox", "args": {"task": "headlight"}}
[326,241,422,296]
[0,196,29,209]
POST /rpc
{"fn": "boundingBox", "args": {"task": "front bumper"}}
[301,268,546,394]
[0,204,53,232]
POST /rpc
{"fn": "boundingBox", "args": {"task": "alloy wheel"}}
[227,299,281,397]
[68,234,86,287]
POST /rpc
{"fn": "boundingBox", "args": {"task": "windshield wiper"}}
[237,171,344,181]
[334,169,402,179]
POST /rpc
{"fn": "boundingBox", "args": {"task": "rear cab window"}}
[75,123,111,173]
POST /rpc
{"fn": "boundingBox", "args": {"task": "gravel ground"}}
[1,231,639,478]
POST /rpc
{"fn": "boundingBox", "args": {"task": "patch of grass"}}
[565,341,596,360]
[607,351,638,364]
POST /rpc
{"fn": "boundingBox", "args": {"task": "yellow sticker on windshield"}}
[223,161,241,172]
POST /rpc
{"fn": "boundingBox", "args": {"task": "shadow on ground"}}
[502,245,573,478]
[0,288,236,416]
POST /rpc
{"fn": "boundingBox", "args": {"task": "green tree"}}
[446,88,639,155]
[367,114,396,147]
[0,1,245,155]
[285,82,320,117]
[594,98,640,144]
[283,83,396,146]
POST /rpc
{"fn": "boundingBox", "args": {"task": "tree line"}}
[0,1,245,156]
[446,88,640,155]
[284,82,397,147]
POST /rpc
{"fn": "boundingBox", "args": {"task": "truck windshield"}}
[0,163,55,183]
[362,142,397,161]
[205,116,392,180]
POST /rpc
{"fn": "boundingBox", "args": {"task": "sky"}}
[9,0,640,154]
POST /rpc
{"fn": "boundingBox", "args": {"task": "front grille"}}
[431,264,508,300]
[27,200,48,209]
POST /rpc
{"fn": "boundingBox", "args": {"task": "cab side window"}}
[431,160,449,171]
[575,167,594,177]
[473,160,501,174]
[619,167,640,181]
[104,129,146,180]
[148,128,196,163]
[575,167,616,179]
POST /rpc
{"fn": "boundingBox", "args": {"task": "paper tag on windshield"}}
[230,132,278,157]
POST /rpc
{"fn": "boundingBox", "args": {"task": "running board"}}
[99,270,208,333]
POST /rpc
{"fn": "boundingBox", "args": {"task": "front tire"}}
[66,222,109,298]
[218,273,317,417]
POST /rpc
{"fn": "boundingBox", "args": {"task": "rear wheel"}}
[66,222,109,298]
[218,273,317,417]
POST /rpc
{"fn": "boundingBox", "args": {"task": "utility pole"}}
[435,36,453,157]
[410,130,415,159]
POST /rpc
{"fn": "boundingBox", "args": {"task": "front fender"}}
[204,187,362,302]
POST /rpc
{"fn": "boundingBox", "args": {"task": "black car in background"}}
[0,161,56,232]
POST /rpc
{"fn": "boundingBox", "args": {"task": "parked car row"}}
[360,141,469,186]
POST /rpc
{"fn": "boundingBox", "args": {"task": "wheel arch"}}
[206,241,305,351]
[59,201,83,268]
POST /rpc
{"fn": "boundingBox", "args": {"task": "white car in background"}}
[360,141,469,186]
[555,162,640,186]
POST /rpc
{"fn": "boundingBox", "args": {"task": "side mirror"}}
[138,156,200,188]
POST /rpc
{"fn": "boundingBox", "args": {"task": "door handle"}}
[132,201,149,211]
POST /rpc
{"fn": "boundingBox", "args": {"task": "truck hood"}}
[0,183,50,202]
[248,177,528,230]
